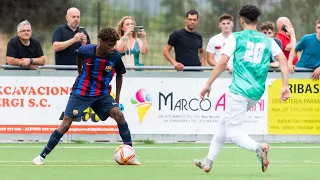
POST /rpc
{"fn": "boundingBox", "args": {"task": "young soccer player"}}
[194,5,290,173]
[32,28,141,165]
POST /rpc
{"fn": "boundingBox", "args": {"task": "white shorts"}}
[223,92,258,125]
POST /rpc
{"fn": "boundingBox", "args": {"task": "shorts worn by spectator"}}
[288,20,320,80]
[163,10,205,71]
[52,7,90,67]
[6,20,46,70]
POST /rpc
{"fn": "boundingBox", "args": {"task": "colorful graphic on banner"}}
[121,78,269,135]
[268,79,320,134]
[131,88,152,123]
[0,77,269,135]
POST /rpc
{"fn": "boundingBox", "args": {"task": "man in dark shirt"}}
[163,10,205,71]
[6,20,45,69]
[52,7,90,66]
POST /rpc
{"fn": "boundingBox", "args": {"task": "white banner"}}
[0,76,269,135]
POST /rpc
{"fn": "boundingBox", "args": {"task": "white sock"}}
[226,124,259,152]
[206,118,226,161]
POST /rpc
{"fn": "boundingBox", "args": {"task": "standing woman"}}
[115,16,148,70]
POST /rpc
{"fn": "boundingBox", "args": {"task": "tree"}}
[0,0,72,41]
[160,0,198,34]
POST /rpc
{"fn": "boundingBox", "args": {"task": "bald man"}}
[276,17,298,65]
[52,7,91,66]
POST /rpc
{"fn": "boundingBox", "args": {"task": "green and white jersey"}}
[221,30,283,100]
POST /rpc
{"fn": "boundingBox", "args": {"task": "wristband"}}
[30,58,33,64]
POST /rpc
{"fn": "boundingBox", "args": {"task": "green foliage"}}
[1,0,320,65]
[0,0,72,41]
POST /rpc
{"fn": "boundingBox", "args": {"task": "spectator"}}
[288,20,320,80]
[206,13,234,72]
[115,16,148,71]
[276,17,298,64]
[52,7,90,66]
[260,21,282,68]
[6,20,45,70]
[163,10,205,71]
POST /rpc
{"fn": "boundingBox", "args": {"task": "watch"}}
[29,58,33,64]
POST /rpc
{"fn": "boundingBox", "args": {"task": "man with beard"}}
[163,10,205,71]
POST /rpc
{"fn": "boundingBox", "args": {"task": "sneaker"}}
[193,158,213,173]
[32,155,45,165]
[256,143,270,172]
[130,158,141,165]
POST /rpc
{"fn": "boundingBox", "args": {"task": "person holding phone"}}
[276,17,298,65]
[115,16,148,71]
[52,7,91,66]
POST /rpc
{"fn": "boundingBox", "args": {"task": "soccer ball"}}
[114,145,136,165]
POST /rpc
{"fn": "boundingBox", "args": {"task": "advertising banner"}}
[268,79,320,134]
[0,77,268,135]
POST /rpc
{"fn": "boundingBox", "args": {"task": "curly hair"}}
[96,28,120,57]
[239,5,261,24]
[260,21,275,32]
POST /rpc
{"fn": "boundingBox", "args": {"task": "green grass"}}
[0,143,319,180]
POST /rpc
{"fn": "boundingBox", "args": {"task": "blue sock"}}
[117,122,132,147]
[40,130,63,158]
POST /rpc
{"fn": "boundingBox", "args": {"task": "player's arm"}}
[206,35,235,86]
[114,59,126,104]
[115,74,123,104]
[205,54,230,86]
[76,56,83,74]
[200,35,235,99]
[273,39,289,89]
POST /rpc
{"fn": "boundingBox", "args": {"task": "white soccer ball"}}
[114,144,136,165]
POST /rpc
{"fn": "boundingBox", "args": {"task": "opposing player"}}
[32,28,141,165]
[194,5,290,173]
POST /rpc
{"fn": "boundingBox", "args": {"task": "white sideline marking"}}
[0,164,319,167]
[0,146,319,149]
[0,160,319,164]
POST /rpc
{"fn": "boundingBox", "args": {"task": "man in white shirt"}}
[206,14,234,71]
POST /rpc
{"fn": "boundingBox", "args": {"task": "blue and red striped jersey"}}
[72,44,126,96]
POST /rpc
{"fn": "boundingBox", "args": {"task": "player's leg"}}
[247,98,270,172]
[224,92,269,172]
[92,95,132,147]
[32,94,93,165]
[92,94,140,165]
[194,115,226,172]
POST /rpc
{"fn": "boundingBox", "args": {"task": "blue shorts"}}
[64,93,119,120]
